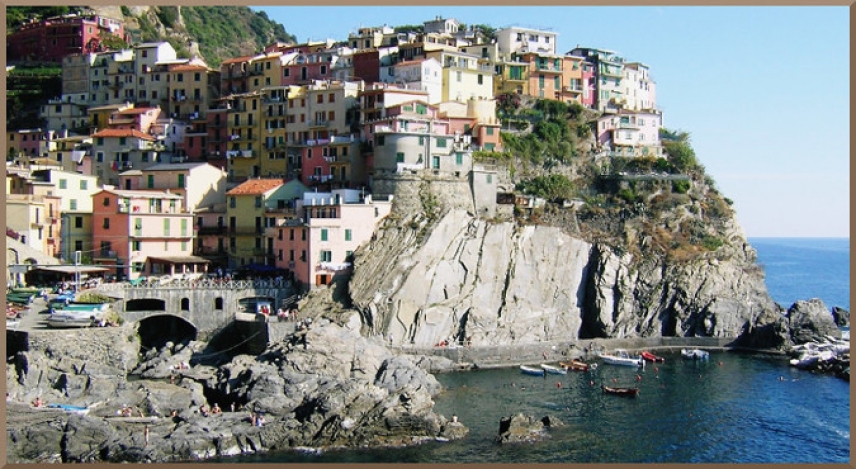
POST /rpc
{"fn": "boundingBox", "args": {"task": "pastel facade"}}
[495,27,558,57]
[386,58,443,104]
[272,189,392,288]
[596,110,663,157]
[622,62,657,111]
[92,188,198,280]
[7,13,130,63]
[90,128,165,186]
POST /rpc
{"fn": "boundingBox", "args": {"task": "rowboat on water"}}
[600,349,644,367]
[520,365,546,376]
[640,351,665,363]
[540,363,568,375]
[601,385,639,397]
[559,359,596,372]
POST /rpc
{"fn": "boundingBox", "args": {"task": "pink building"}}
[91,188,205,280]
[272,189,392,289]
[107,107,161,133]
[7,14,130,63]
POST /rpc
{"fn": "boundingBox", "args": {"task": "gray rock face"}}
[831,307,850,327]
[787,299,841,344]
[5,322,464,463]
[349,209,778,346]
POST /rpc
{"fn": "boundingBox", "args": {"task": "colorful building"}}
[7,13,130,63]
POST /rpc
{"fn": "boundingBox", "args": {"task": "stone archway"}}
[137,314,198,352]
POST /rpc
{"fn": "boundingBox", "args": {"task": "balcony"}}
[195,246,227,256]
[562,85,583,93]
[226,149,254,158]
[536,64,562,74]
[95,250,118,259]
[197,225,227,235]
[309,120,331,128]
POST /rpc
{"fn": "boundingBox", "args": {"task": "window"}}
[487,174,493,183]
[436,137,447,148]
[163,218,170,236]
[487,127,495,136]
[321,228,328,241]
[456,71,462,82]
[255,196,262,208]
[147,175,154,188]
[103,218,110,229]
[432,156,440,169]
[320,250,332,262]
[230,197,236,208]
[59,179,67,189]
[103,197,110,206]
[477,74,483,85]
[317,94,323,104]
[74,216,83,228]
[177,174,185,188]
[328,93,335,102]
[132,240,141,251]
[376,135,385,146]
[419,136,425,145]
[345,229,352,241]
[539,75,545,89]
[80,180,88,190]
[70,199,78,210]
[181,219,188,236]
[194,72,201,81]
[320,65,327,75]
[455,152,463,165]
[75,240,83,251]
[396,152,405,163]
[181,298,190,311]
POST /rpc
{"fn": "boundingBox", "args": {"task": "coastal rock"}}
[831,307,850,327]
[374,355,443,395]
[496,413,564,444]
[787,299,841,344]
[348,209,777,346]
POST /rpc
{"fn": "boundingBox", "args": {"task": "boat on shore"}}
[560,359,595,372]
[601,385,639,397]
[640,351,665,363]
[540,363,568,375]
[46,310,102,328]
[681,349,710,360]
[600,349,644,367]
[520,365,545,376]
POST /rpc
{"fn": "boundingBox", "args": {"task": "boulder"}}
[787,299,841,344]
[831,307,850,327]
[374,355,443,395]
[496,413,564,444]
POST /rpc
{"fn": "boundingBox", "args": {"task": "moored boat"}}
[600,349,644,367]
[540,363,568,375]
[681,349,710,360]
[640,351,665,363]
[560,359,595,372]
[601,385,639,397]
[520,365,546,376]
[46,310,101,328]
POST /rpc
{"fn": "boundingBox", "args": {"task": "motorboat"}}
[560,359,596,372]
[681,349,710,360]
[600,349,644,367]
[520,365,546,376]
[540,363,568,375]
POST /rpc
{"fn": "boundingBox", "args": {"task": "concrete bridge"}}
[96,278,297,340]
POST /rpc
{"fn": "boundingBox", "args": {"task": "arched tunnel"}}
[137,315,197,352]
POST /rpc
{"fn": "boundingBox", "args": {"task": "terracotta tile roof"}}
[118,107,157,115]
[226,178,284,196]
[91,128,156,141]
[221,56,255,65]
[169,64,208,72]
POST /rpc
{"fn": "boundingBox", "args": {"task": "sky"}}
[253,6,850,238]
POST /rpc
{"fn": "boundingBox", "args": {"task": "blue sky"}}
[254,6,849,238]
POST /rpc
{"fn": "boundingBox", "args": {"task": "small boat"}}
[640,351,665,363]
[681,349,710,360]
[560,360,596,372]
[540,363,568,375]
[601,385,639,397]
[520,365,546,376]
[600,349,644,367]
[45,403,90,415]
[62,303,111,313]
[47,310,102,328]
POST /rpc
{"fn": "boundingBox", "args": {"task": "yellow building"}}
[427,49,494,103]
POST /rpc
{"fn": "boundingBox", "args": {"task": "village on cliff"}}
[6,11,664,291]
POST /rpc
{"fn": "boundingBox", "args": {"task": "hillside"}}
[6,5,296,67]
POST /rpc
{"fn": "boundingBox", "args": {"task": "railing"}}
[196,225,227,235]
[109,277,291,290]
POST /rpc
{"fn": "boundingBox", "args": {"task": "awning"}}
[146,255,211,264]
[29,265,111,274]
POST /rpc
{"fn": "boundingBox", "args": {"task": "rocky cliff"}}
[344,207,779,348]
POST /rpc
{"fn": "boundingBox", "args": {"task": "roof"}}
[226,178,284,196]
[221,56,255,65]
[118,169,143,176]
[146,255,211,264]
[169,64,208,72]
[142,162,209,172]
[88,103,131,111]
[117,107,157,115]
[91,129,156,141]
[100,188,183,199]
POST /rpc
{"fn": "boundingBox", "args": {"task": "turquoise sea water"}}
[217,238,851,464]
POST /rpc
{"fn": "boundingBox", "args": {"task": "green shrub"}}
[76,292,112,304]
[672,180,690,194]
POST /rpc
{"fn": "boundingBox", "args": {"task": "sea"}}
[217,237,850,464]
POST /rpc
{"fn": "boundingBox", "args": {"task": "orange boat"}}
[560,359,596,372]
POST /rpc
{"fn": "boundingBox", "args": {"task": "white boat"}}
[46,310,102,328]
[540,363,568,375]
[600,349,644,367]
[520,365,545,376]
[681,349,710,360]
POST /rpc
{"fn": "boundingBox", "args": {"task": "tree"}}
[516,174,575,202]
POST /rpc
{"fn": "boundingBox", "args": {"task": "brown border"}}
[2,1,853,469]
